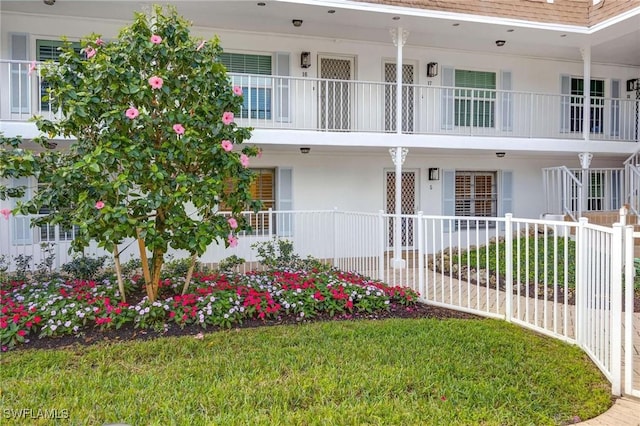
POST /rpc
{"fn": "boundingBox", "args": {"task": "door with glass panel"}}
[318,56,353,130]
[384,62,415,132]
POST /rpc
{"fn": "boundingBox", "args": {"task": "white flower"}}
[61,308,67,314]
[50,310,57,316]
[50,324,57,331]
[224,314,229,319]
[64,321,72,327]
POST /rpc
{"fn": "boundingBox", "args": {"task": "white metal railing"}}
[1,59,638,142]
[542,166,583,220]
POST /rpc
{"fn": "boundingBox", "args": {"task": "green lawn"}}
[0,318,611,425]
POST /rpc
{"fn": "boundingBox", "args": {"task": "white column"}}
[579,152,592,216]
[581,47,591,142]
[389,27,409,269]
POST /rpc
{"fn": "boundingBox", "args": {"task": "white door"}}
[318,56,354,130]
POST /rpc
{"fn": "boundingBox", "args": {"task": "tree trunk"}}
[181,253,198,295]
[136,229,153,300]
[113,246,127,303]
[148,248,164,302]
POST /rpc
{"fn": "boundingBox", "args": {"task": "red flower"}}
[313,291,325,301]
[17,330,26,337]
[169,312,176,318]
[34,316,42,324]
[25,321,32,328]
[345,300,353,310]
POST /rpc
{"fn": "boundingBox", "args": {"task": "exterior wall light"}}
[495,40,506,47]
[427,62,438,77]
[300,147,311,154]
[496,152,506,158]
[300,51,311,68]
[428,167,440,181]
[292,19,303,27]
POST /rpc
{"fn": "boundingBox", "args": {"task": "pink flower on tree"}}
[233,86,243,96]
[95,201,105,210]
[173,124,185,135]
[227,234,238,248]
[221,140,233,152]
[0,208,11,220]
[28,61,37,76]
[95,38,105,46]
[150,35,163,44]
[125,107,139,119]
[222,112,234,125]
[196,40,206,51]
[148,76,164,90]
[240,154,250,168]
[85,46,96,59]
[227,217,238,229]
[257,148,263,159]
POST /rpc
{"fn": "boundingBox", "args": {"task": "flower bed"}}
[0,269,418,351]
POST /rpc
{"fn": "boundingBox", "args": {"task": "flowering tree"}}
[0,6,260,301]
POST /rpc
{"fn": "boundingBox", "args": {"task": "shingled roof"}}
[353,0,640,27]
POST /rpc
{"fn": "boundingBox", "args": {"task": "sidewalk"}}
[578,397,640,425]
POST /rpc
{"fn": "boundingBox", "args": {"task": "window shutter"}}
[560,75,571,132]
[499,171,513,216]
[10,34,29,113]
[441,66,455,130]
[610,79,620,137]
[219,53,272,75]
[501,70,513,131]
[274,52,290,122]
[12,177,33,245]
[276,167,293,236]
[442,169,455,231]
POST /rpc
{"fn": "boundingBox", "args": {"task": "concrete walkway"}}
[578,397,640,425]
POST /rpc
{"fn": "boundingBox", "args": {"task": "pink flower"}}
[0,208,10,220]
[227,234,238,248]
[28,61,37,76]
[95,201,105,210]
[196,40,206,51]
[240,154,250,168]
[150,35,162,44]
[125,107,139,119]
[173,124,185,135]
[257,148,263,158]
[17,330,26,337]
[221,140,233,152]
[233,86,243,96]
[227,217,238,229]
[148,76,164,90]
[85,46,96,59]
[95,38,105,46]
[222,111,234,125]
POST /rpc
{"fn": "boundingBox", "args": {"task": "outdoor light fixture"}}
[292,19,303,27]
[496,152,506,158]
[43,0,55,4]
[300,51,311,68]
[627,78,639,92]
[495,40,506,47]
[427,62,438,77]
[300,147,311,154]
[428,168,440,181]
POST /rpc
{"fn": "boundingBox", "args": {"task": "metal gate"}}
[384,62,415,132]
[318,56,353,130]
[385,170,417,247]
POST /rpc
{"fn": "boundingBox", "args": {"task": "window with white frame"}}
[220,53,273,120]
[454,171,498,218]
[454,70,496,128]
[36,39,82,112]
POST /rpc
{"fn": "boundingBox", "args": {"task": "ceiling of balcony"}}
[1,0,639,67]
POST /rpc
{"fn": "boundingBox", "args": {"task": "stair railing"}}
[542,166,582,221]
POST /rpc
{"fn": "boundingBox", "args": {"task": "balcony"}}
[1,60,638,142]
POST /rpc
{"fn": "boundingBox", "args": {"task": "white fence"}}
[2,60,638,142]
[0,209,635,396]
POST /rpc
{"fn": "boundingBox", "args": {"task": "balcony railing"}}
[1,59,638,141]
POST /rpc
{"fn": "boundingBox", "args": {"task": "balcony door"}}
[384,62,415,132]
[318,55,354,130]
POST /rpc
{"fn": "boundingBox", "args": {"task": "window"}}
[36,39,82,111]
[454,70,496,128]
[454,171,497,220]
[223,168,276,234]
[562,76,604,133]
[220,53,272,120]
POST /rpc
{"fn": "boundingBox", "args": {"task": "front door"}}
[385,170,418,247]
[384,62,415,132]
[318,56,353,130]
